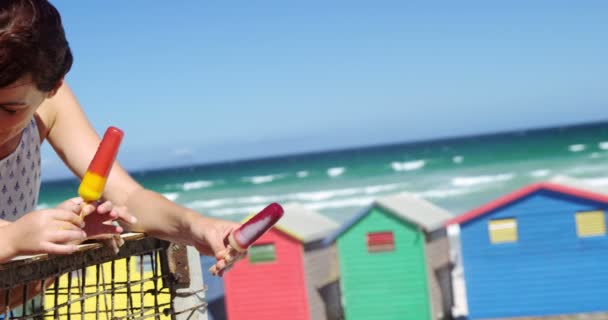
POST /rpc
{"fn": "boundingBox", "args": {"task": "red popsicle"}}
[227,202,284,252]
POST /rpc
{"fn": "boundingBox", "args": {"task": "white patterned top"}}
[0,119,42,221]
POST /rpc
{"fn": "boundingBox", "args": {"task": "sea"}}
[38,121,608,223]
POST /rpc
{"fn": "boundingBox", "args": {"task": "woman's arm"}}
[41,83,239,258]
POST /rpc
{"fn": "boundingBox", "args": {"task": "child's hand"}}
[4,209,86,256]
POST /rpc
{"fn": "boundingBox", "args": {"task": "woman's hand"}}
[57,197,136,239]
[188,215,247,276]
[3,209,86,257]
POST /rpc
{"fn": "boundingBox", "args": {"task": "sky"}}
[43,0,608,180]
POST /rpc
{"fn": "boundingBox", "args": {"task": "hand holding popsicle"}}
[209,202,284,276]
[76,127,125,253]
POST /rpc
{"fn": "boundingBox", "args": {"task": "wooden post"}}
[173,246,207,320]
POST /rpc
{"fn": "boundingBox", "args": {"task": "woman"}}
[0,0,242,270]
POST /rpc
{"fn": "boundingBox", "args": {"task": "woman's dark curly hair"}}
[0,0,72,91]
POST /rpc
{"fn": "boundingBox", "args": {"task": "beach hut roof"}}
[323,193,452,245]
[446,182,608,226]
[242,203,339,244]
[277,203,340,243]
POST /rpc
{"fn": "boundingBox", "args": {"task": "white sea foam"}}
[305,197,376,211]
[209,206,264,216]
[327,167,345,177]
[242,174,286,185]
[288,183,405,202]
[391,160,425,172]
[185,182,409,214]
[580,177,608,187]
[569,144,586,152]
[164,180,215,191]
[186,199,232,209]
[566,165,608,175]
[296,171,309,178]
[162,193,180,201]
[290,188,360,202]
[364,183,401,194]
[236,195,273,204]
[530,169,551,178]
[416,188,476,199]
[190,183,479,216]
[452,156,464,164]
[599,142,608,150]
[207,197,378,216]
[590,152,601,159]
[182,180,214,191]
[36,203,49,210]
[451,173,515,187]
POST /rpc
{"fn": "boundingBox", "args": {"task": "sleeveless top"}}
[0,119,42,221]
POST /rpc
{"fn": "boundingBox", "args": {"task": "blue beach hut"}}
[447,182,608,319]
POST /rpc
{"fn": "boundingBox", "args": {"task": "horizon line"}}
[42,117,608,184]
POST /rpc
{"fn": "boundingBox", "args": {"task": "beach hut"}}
[201,255,227,320]
[324,193,453,320]
[224,203,339,320]
[446,182,608,319]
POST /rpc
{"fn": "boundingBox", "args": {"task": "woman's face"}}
[0,75,48,146]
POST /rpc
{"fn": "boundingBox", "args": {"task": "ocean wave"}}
[327,167,345,177]
[164,180,215,191]
[599,142,608,150]
[297,171,309,178]
[451,173,515,187]
[364,183,401,194]
[452,156,464,164]
[290,188,361,202]
[305,197,375,211]
[416,188,476,199]
[530,169,551,178]
[236,195,273,204]
[242,174,286,185]
[36,203,49,210]
[182,180,214,191]
[569,144,586,152]
[391,160,425,172]
[184,182,408,212]
[185,196,275,210]
[580,177,608,187]
[209,205,264,216]
[207,197,376,216]
[286,183,405,201]
[590,152,601,159]
[162,193,180,201]
[186,198,232,209]
[566,165,608,175]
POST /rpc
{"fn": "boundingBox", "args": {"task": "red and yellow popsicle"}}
[78,127,124,204]
[76,127,124,253]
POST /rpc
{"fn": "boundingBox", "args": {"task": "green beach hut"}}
[324,193,453,320]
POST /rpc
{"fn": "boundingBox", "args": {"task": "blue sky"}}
[43,0,608,179]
